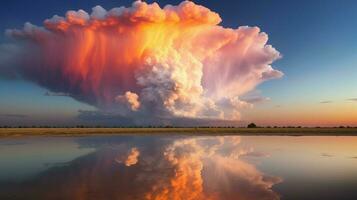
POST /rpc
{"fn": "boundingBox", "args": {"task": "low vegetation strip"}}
[0,127,357,137]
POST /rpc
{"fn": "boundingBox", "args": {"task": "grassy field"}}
[0,127,357,137]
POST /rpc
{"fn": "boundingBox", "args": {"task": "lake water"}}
[0,135,356,200]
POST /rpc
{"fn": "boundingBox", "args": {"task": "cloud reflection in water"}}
[0,136,281,200]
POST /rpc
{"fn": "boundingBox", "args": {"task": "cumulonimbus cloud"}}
[0,1,283,124]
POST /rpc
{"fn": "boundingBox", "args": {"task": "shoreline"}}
[0,127,357,137]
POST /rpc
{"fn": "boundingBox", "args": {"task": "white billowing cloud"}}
[116,91,141,111]
[1,1,283,125]
[90,6,107,20]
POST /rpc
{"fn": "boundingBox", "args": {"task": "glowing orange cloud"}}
[124,147,140,166]
[145,139,211,200]
[115,147,140,166]
[2,1,282,123]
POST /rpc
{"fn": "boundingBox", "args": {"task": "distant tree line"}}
[0,125,237,128]
[0,124,356,128]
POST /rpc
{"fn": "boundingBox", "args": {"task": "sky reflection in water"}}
[0,136,357,200]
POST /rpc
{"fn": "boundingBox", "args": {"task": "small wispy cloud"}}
[321,153,333,157]
[347,98,357,102]
[243,151,270,158]
[241,96,271,104]
[320,101,332,104]
[0,114,27,118]
[350,156,357,159]
[44,91,71,97]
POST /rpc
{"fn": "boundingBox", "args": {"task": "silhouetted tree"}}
[247,123,257,128]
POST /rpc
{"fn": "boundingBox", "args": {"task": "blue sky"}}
[0,0,356,126]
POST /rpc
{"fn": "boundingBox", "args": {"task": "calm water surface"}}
[0,135,357,200]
